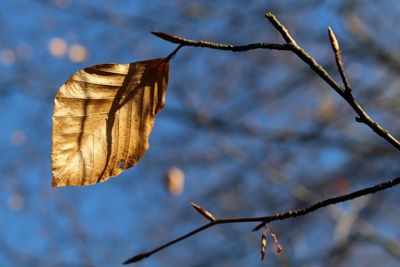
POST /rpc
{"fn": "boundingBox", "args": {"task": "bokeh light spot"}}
[48,38,67,58]
[165,167,185,196]
[68,44,88,63]
[10,130,26,147]
[8,194,25,212]
[0,48,16,65]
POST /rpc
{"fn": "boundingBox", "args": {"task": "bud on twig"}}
[328,27,351,92]
[152,31,183,44]
[328,27,340,52]
[191,203,216,222]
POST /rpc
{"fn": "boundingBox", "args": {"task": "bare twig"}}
[152,31,291,52]
[263,12,400,150]
[123,11,400,264]
[123,176,400,264]
[153,13,400,151]
[123,222,215,264]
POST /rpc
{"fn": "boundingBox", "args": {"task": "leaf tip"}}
[52,176,61,187]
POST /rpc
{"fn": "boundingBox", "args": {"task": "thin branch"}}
[124,176,400,264]
[123,222,215,264]
[152,14,400,151]
[151,31,291,52]
[123,11,400,264]
[264,11,297,45]
[263,12,400,150]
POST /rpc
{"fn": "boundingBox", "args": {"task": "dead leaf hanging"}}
[52,58,169,187]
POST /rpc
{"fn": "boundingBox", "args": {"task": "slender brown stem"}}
[123,222,216,264]
[252,176,400,231]
[152,14,400,151]
[124,176,400,264]
[123,11,400,264]
[265,11,296,45]
[152,31,291,51]
[264,12,400,150]
[164,44,184,62]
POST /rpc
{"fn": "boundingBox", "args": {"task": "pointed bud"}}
[328,27,340,52]
[191,203,216,222]
[151,31,182,44]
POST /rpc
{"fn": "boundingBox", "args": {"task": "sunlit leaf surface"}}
[52,58,169,186]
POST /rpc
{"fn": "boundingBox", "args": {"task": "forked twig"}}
[123,11,400,264]
[124,176,400,264]
[153,13,400,150]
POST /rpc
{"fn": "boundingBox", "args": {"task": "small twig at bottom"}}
[123,176,400,264]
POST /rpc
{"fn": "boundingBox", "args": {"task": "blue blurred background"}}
[1,1,400,266]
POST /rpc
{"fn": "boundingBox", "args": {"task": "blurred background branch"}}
[1,1,400,266]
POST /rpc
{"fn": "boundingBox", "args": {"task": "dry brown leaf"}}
[52,58,169,187]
